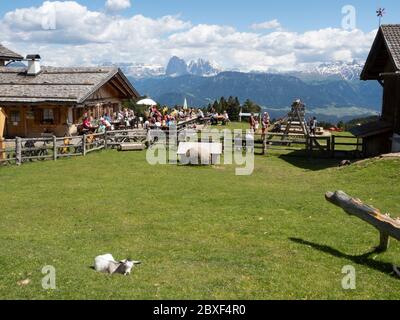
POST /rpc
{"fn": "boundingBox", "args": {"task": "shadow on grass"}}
[289,238,397,278]
[278,151,340,171]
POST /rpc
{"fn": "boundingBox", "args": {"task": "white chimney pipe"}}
[26,54,41,76]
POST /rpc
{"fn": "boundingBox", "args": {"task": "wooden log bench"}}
[118,143,146,152]
[325,191,400,252]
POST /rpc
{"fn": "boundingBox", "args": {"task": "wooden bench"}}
[118,143,146,152]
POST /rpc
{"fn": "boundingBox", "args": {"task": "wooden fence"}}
[0,129,148,166]
[0,120,198,167]
[0,127,365,167]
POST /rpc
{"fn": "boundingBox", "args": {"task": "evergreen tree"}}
[212,101,219,113]
[242,99,261,114]
[219,97,227,114]
[226,96,241,121]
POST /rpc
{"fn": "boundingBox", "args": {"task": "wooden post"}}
[325,137,331,157]
[82,134,86,156]
[378,232,390,252]
[262,133,267,155]
[331,135,335,158]
[53,135,57,161]
[306,136,311,156]
[16,137,22,166]
[325,191,400,252]
[104,131,108,150]
[0,138,4,160]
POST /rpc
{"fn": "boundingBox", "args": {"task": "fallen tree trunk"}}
[325,191,400,252]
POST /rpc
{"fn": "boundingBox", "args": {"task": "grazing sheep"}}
[94,254,141,276]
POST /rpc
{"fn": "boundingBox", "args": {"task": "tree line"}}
[207,96,262,121]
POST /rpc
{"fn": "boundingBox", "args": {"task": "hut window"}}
[10,111,20,123]
[42,108,54,124]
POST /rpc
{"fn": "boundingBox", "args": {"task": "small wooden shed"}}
[354,25,400,156]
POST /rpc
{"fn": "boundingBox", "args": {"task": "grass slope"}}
[0,149,399,299]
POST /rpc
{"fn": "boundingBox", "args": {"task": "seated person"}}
[101,118,112,131]
[97,122,106,133]
[197,109,205,120]
[103,113,112,123]
[144,118,151,130]
[82,117,91,130]
[80,116,95,134]
[223,111,230,124]
[211,113,219,125]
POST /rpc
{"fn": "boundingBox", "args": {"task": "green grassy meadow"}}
[0,136,400,299]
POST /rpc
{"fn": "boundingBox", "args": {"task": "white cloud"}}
[0,1,377,72]
[105,0,131,12]
[251,19,281,31]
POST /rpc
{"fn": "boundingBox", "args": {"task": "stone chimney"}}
[26,54,41,76]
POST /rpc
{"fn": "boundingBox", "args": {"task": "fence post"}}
[0,137,4,161]
[53,136,57,161]
[331,135,335,158]
[306,136,312,157]
[326,137,331,155]
[83,134,86,156]
[262,134,267,155]
[16,137,22,166]
[104,131,108,149]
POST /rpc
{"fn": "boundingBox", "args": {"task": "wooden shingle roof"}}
[0,44,23,61]
[361,25,400,80]
[0,66,140,104]
[382,25,400,70]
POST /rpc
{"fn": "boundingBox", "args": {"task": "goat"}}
[94,254,141,276]
[339,160,351,167]
[185,145,211,165]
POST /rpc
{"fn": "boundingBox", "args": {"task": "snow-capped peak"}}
[310,60,364,81]
[188,58,221,77]
[165,56,222,77]
[101,62,165,79]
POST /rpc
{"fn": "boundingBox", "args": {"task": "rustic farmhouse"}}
[354,25,400,156]
[0,46,140,138]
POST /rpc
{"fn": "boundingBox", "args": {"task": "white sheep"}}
[94,254,141,276]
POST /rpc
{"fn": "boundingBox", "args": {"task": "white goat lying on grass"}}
[94,254,141,276]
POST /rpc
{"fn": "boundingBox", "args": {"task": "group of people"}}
[79,104,318,137]
[143,106,204,129]
[249,112,271,136]
[209,109,230,126]
[80,108,138,134]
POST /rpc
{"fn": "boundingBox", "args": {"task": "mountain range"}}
[166,56,221,77]
[111,56,365,81]
[104,57,381,121]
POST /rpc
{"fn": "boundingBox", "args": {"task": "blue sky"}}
[1,0,399,32]
[0,0,398,71]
